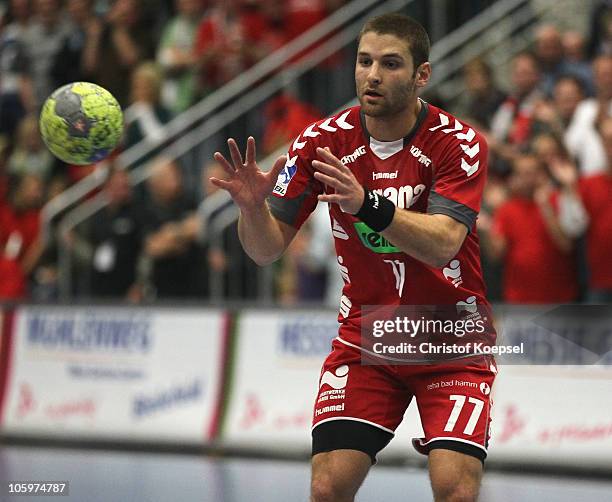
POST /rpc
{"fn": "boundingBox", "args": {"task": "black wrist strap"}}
[355,187,395,232]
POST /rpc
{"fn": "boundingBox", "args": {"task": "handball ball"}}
[39,82,123,165]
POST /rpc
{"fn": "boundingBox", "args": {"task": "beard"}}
[357,76,417,118]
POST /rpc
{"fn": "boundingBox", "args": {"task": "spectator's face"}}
[464,65,490,94]
[11,0,30,21]
[35,0,58,26]
[593,57,612,100]
[149,161,182,203]
[532,134,563,165]
[355,32,427,118]
[106,171,132,205]
[535,26,563,65]
[562,31,585,61]
[176,0,201,17]
[511,55,540,96]
[18,117,43,151]
[510,156,542,197]
[553,79,584,121]
[17,175,44,209]
[67,0,92,24]
[131,70,158,104]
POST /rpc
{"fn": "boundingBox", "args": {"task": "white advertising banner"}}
[487,366,612,467]
[1,306,225,444]
[223,310,338,452]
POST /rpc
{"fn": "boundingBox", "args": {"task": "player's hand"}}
[313,147,364,214]
[211,137,286,212]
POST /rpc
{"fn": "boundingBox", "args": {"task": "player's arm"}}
[380,211,467,267]
[211,137,297,266]
[237,205,297,266]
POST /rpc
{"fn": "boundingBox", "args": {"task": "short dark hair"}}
[359,13,430,68]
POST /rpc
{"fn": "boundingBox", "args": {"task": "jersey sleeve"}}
[427,129,488,232]
[267,124,325,230]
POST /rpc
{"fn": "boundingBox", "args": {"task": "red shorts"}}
[312,339,496,460]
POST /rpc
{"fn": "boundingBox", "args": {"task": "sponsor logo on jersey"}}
[443,259,463,287]
[354,222,399,253]
[409,145,432,166]
[371,184,426,209]
[341,145,366,165]
[272,155,298,196]
[372,171,398,180]
[456,296,483,324]
[319,365,349,390]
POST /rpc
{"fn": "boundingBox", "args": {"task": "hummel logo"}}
[372,171,398,180]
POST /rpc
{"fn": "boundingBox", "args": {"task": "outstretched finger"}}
[209,177,235,192]
[228,138,244,168]
[245,136,256,165]
[213,152,237,176]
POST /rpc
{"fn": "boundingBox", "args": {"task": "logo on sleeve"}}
[272,155,298,196]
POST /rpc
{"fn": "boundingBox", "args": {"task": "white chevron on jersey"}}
[335,110,354,130]
[461,143,480,158]
[456,128,475,142]
[303,124,320,138]
[292,136,306,151]
[429,113,450,131]
[461,158,480,177]
[442,119,463,134]
[319,117,338,132]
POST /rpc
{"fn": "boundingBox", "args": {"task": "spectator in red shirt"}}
[488,154,578,303]
[0,174,44,299]
[555,117,612,302]
[193,0,263,97]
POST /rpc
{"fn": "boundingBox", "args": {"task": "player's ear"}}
[415,62,432,89]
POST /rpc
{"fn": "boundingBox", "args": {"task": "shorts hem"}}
[412,437,487,463]
[312,416,395,435]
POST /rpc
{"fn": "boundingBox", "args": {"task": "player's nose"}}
[367,62,382,85]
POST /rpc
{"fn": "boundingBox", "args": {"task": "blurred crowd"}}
[0,0,611,305]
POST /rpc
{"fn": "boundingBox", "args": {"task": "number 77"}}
[444,394,484,435]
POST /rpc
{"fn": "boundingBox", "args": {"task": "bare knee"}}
[432,477,480,502]
[310,450,371,502]
[311,472,353,502]
[429,449,482,502]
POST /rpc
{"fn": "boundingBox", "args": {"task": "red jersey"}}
[269,102,493,348]
[578,172,612,289]
[493,197,578,303]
